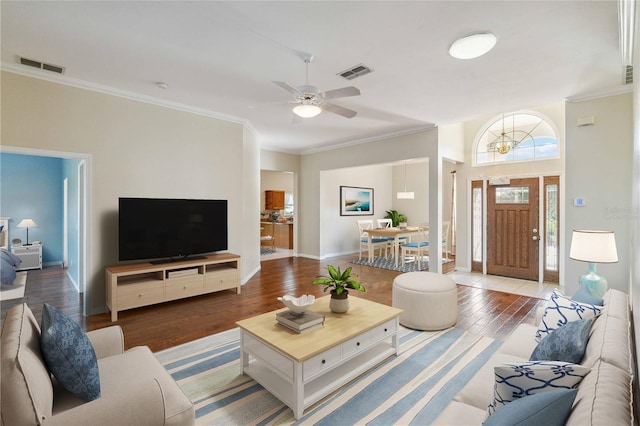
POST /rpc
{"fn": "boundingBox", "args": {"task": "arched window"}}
[474,111,559,165]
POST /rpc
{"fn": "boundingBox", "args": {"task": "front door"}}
[487,178,539,280]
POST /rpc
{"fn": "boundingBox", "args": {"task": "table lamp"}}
[569,230,618,298]
[17,219,38,246]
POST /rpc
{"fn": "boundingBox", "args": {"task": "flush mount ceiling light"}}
[449,33,497,59]
[293,102,322,118]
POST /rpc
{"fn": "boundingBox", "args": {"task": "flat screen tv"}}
[119,198,228,264]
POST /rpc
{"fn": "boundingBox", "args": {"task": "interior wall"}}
[260,170,294,213]
[319,164,392,257]
[299,128,439,259]
[564,93,633,295]
[1,71,252,315]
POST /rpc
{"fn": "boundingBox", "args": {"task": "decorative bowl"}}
[277,294,315,314]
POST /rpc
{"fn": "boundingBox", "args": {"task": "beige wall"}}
[1,71,256,315]
[565,93,633,295]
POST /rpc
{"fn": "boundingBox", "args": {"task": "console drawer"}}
[342,332,373,359]
[371,319,397,342]
[166,275,204,299]
[244,333,293,380]
[117,281,164,310]
[205,268,238,291]
[303,345,342,380]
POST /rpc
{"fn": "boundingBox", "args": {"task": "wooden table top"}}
[236,295,402,361]
[363,226,421,237]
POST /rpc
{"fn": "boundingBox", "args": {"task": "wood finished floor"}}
[1,254,547,352]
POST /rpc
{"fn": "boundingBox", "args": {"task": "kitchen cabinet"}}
[265,190,285,210]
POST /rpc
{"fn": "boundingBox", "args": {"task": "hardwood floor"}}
[1,255,547,352]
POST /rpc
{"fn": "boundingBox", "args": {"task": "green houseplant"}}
[312,265,365,313]
[384,209,408,227]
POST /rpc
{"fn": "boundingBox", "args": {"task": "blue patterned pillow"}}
[40,303,101,401]
[572,286,604,306]
[484,389,578,426]
[535,290,601,342]
[530,318,592,364]
[488,361,590,415]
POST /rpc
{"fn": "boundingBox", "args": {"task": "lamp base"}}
[579,262,608,298]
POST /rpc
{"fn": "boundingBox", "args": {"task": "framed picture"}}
[340,186,374,216]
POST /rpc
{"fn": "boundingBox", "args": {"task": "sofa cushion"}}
[40,303,101,401]
[572,286,603,306]
[581,313,633,374]
[567,360,633,426]
[529,318,592,364]
[535,290,601,342]
[488,361,590,414]
[484,388,577,426]
[454,353,528,409]
[496,324,538,359]
[1,303,53,425]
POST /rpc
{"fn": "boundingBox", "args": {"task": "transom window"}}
[474,112,559,165]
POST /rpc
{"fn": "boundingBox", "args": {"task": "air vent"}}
[624,65,633,85]
[19,57,65,74]
[338,63,373,80]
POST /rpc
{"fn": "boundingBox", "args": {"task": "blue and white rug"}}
[350,255,453,273]
[155,326,501,425]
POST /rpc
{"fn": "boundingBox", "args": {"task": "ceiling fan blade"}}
[323,86,361,100]
[273,81,301,95]
[322,102,357,119]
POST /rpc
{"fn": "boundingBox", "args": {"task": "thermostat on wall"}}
[574,198,586,207]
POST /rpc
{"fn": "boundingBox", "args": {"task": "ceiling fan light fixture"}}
[293,103,322,118]
[449,33,497,59]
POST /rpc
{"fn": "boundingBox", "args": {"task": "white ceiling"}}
[1,1,626,154]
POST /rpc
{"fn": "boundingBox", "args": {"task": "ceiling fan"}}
[273,53,361,119]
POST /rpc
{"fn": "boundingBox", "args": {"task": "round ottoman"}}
[392,271,457,330]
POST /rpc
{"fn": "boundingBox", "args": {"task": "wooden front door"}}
[487,178,539,280]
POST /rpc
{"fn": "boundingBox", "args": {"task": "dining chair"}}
[260,225,276,253]
[376,218,392,228]
[356,220,390,260]
[442,221,451,259]
[400,224,429,268]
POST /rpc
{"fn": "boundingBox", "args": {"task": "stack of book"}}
[276,310,325,334]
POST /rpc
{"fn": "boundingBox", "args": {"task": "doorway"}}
[487,178,539,280]
[472,176,560,283]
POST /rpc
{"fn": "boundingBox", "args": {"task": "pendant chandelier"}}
[487,113,519,155]
[397,161,414,199]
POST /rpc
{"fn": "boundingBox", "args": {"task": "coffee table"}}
[236,295,402,419]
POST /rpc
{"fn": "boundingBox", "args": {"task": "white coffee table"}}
[236,295,402,419]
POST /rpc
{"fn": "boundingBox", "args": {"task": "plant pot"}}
[330,290,349,313]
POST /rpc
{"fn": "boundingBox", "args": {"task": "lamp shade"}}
[569,230,618,263]
[397,191,415,199]
[17,219,38,228]
[293,104,322,118]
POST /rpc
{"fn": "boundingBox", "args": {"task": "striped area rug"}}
[155,326,500,425]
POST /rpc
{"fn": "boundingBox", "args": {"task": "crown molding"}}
[1,63,254,126]
[564,85,632,103]
[299,124,437,156]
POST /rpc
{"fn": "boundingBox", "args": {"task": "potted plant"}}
[312,265,365,313]
[384,209,408,227]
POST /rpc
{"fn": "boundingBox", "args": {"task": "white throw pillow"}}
[535,290,602,342]
[487,361,590,415]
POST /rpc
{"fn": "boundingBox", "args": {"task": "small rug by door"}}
[350,255,452,273]
[0,271,27,301]
[155,326,501,425]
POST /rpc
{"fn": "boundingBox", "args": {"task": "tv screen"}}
[119,198,228,263]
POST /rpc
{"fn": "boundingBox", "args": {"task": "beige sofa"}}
[433,288,634,425]
[1,303,195,425]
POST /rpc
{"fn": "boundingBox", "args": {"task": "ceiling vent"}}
[338,63,373,80]
[19,56,65,74]
[624,65,633,85]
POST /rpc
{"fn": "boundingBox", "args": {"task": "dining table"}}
[362,226,423,267]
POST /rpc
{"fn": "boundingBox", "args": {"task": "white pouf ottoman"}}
[392,271,457,331]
